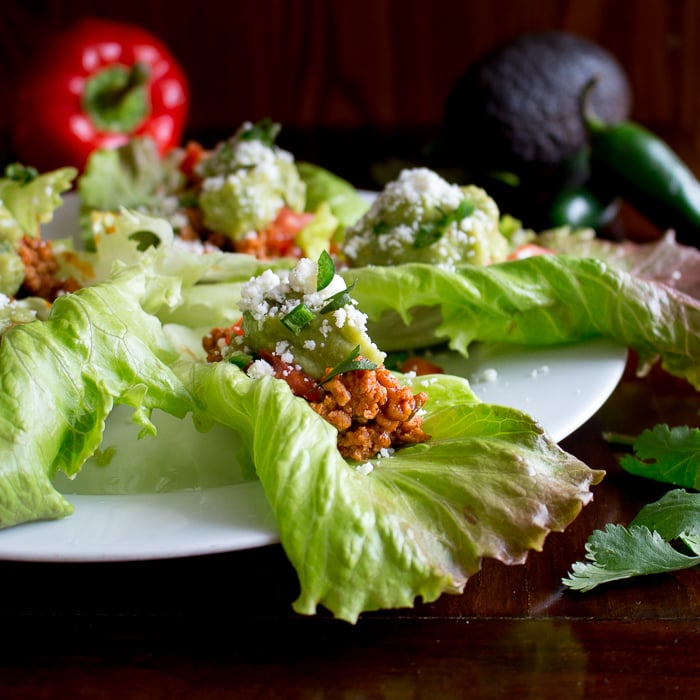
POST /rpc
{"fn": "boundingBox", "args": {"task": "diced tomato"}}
[236,206,314,259]
[258,349,324,401]
[399,356,444,376]
[179,140,208,179]
[507,243,555,261]
[266,207,314,258]
[230,317,245,337]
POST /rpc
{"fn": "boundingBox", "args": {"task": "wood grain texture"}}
[2,0,700,147]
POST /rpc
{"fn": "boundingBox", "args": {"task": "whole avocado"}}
[443,31,632,224]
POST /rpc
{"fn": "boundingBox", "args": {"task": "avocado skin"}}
[443,31,632,226]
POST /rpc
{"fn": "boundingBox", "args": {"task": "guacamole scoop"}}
[232,255,386,380]
[197,122,306,242]
[341,168,508,268]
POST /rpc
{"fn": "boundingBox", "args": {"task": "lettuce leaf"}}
[0,250,194,528]
[181,360,602,622]
[0,232,604,621]
[345,255,700,388]
[537,229,700,299]
[0,167,77,241]
[297,161,370,227]
[78,137,185,215]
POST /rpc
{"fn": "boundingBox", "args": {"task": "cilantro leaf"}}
[320,345,377,385]
[414,197,474,249]
[240,118,281,147]
[630,488,700,546]
[563,489,700,592]
[619,424,700,489]
[562,522,700,592]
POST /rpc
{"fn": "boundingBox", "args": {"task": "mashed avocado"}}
[341,168,508,268]
[197,122,306,242]
[230,254,385,380]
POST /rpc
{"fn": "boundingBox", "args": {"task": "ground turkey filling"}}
[17,235,80,300]
[203,326,430,461]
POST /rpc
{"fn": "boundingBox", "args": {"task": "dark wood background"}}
[2,0,700,158]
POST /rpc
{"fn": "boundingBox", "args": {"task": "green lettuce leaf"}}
[297,161,370,227]
[78,137,185,215]
[345,255,700,388]
[181,360,602,622]
[0,233,605,621]
[0,166,77,241]
[0,249,194,528]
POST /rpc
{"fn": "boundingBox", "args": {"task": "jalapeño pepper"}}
[548,185,619,229]
[583,80,700,245]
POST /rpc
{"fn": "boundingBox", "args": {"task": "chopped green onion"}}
[453,197,475,220]
[413,222,443,249]
[281,303,315,334]
[413,196,475,249]
[228,352,253,369]
[320,345,378,384]
[317,250,335,291]
[320,280,356,314]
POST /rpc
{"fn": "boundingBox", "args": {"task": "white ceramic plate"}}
[0,194,627,562]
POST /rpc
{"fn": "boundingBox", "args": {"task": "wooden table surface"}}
[1,359,699,697]
[2,133,700,698]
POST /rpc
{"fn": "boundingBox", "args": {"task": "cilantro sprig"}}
[610,424,700,489]
[320,345,378,385]
[4,162,39,184]
[240,118,281,147]
[414,196,475,249]
[371,196,475,248]
[563,489,700,591]
[564,424,700,592]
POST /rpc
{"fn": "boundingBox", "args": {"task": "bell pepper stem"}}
[82,62,151,133]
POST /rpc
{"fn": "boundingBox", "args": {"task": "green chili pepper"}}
[582,80,700,245]
[548,186,619,229]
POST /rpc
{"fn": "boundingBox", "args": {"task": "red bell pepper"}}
[12,18,189,173]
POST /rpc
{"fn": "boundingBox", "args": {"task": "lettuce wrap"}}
[0,218,604,622]
[345,253,700,389]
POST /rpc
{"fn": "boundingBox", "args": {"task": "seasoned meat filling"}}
[17,235,80,300]
[203,325,430,461]
[309,367,429,461]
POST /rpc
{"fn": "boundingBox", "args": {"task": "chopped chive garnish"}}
[320,345,378,384]
[413,196,475,249]
[281,303,315,334]
[373,221,391,234]
[317,250,335,291]
[228,352,253,369]
[320,280,356,314]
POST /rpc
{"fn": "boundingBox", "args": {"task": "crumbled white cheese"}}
[246,359,275,379]
[471,368,499,383]
[355,462,374,475]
